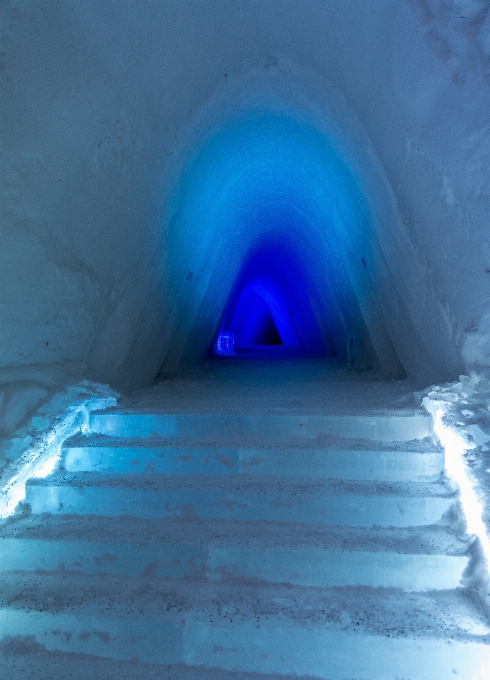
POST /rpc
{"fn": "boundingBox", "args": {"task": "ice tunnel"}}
[213,244,329,358]
[4,4,490,670]
[158,112,404,377]
[4,0,487,396]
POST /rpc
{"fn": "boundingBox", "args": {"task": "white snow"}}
[0,381,118,517]
[420,372,490,579]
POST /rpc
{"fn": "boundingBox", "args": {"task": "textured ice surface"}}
[1,364,490,677]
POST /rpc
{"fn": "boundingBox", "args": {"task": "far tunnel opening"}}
[211,243,331,360]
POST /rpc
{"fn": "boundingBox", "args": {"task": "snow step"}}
[24,473,456,527]
[0,574,488,679]
[62,435,444,482]
[89,411,432,441]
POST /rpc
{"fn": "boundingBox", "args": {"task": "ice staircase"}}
[1,394,490,678]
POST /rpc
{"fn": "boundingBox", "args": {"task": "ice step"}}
[62,435,444,482]
[0,514,470,554]
[183,621,490,679]
[206,548,469,591]
[25,473,456,527]
[0,575,488,679]
[0,514,470,591]
[1,607,489,679]
[0,536,469,591]
[89,410,432,441]
[0,647,318,680]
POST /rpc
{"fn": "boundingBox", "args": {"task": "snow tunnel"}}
[158,111,405,377]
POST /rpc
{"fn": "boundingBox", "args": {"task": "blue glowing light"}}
[163,110,377,370]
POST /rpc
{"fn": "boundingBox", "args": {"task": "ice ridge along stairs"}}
[1,395,490,677]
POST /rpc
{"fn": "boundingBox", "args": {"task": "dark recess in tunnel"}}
[256,311,283,346]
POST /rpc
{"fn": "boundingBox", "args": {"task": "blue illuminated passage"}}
[162,111,379,372]
[213,245,328,358]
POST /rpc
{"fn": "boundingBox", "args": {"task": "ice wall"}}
[1,0,490,395]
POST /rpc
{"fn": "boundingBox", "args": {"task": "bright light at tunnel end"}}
[427,400,490,567]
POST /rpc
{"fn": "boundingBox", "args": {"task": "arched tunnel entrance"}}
[159,110,405,379]
[213,242,332,359]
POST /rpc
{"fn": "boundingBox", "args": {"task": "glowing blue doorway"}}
[213,245,329,359]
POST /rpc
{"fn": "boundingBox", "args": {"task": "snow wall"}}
[2,0,490,416]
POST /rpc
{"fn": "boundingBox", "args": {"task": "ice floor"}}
[1,358,490,679]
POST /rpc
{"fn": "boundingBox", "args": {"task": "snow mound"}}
[0,381,118,518]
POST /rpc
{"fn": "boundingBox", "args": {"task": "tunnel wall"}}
[1,0,490,409]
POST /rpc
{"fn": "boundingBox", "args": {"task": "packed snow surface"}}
[128,358,424,416]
